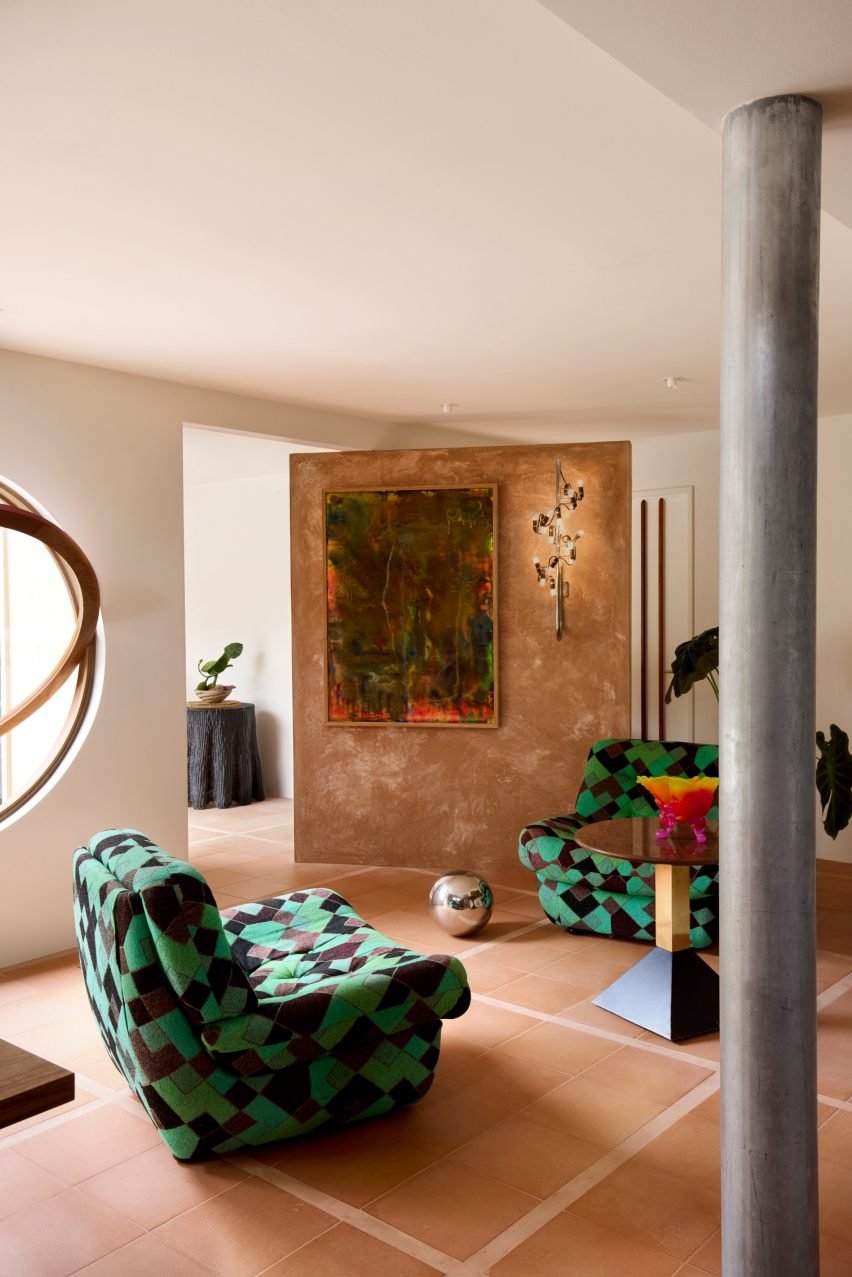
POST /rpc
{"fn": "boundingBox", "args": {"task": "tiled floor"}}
[0,798,851,1274]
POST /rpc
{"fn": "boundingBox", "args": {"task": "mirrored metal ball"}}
[429,872,494,937]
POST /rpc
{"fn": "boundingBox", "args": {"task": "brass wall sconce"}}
[531,460,585,641]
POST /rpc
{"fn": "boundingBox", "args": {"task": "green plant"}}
[196,642,243,691]
[816,725,852,840]
[665,627,719,703]
[665,627,851,839]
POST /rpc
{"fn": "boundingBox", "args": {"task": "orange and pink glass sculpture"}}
[637,775,720,842]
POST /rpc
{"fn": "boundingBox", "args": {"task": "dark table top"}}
[0,1037,75,1129]
[575,817,719,866]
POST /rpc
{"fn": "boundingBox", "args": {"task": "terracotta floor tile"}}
[559,995,648,1038]
[821,1229,852,1276]
[227,874,299,899]
[0,1147,67,1219]
[274,1121,438,1206]
[258,1221,441,1276]
[818,1101,838,1126]
[818,1049,852,1101]
[689,1226,721,1274]
[490,1019,619,1075]
[633,1114,721,1191]
[190,836,275,861]
[476,930,586,974]
[439,1049,568,1108]
[64,1043,129,1090]
[522,1074,666,1148]
[440,999,531,1052]
[820,1108,852,1170]
[367,1159,538,1260]
[0,1186,142,1277]
[459,955,527,994]
[448,1112,605,1197]
[490,1209,680,1277]
[378,1088,511,1155]
[5,1020,105,1074]
[450,908,541,947]
[819,1157,852,1243]
[538,950,643,988]
[691,1088,721,1122]
[817,952,852,990]
[71,1233,217,1276]
[638,1028,721,1063]
[80,1141,248,1228]
[201,866,255,890]
[490,971,600,1014]
[154,1177,334,1277]
[489,865,546,892]
[432,1030,489,1075]
[16,1104,161,1183]
[189,799,293,832]
[570,1159,720,1261]
[581,1045,713,1106]
[498,892,547,919]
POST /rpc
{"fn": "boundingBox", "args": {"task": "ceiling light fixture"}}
[663,376,680,390]
[439,402,459,415]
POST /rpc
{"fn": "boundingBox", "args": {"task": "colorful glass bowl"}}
[637,775,719,841]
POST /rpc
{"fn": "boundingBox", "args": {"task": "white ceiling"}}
[2,0,852,437]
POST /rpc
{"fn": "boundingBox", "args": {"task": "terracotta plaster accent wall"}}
[291,442,631,874]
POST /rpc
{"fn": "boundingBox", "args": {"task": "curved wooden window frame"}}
[0,482,100,822]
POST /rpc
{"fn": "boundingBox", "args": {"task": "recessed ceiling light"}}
[439,402,460,414]
[662,376,680,390]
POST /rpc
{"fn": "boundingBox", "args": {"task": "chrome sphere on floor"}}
[429,871,494,937]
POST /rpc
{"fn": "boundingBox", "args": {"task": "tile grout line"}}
[0,1095,114,1150]
[451,919,550,960]
[819,1092,852,1114]
[463,1071,722,1274]
[229,1154,473,1276]
[472,990,721,1071]
[816,971,852,1010]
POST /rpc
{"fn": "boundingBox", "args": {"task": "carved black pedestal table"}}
[186,701,264,809]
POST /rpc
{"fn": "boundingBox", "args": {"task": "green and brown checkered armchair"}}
[73,830,470,1160]
[518,739,720,948]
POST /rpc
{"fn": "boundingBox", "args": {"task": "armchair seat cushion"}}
[203,890,469,1074]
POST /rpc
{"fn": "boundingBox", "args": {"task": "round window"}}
[0,479,100,820]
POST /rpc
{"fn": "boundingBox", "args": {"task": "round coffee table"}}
[575,817,719,1041]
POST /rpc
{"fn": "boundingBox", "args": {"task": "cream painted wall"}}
[632,429,721,746]
[0,348,498,965]
[184,432,328,799]
[633,418,852,864]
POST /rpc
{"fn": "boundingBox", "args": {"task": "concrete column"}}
[720,95,821,1276]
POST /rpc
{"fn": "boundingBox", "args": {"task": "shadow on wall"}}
[255,710,282,799]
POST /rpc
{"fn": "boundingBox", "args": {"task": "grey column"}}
[720,95,821,1276]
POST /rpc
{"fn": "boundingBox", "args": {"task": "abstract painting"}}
[325,486,497,725]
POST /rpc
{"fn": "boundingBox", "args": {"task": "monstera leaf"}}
[665,627,719,703]
[816,724,852,840]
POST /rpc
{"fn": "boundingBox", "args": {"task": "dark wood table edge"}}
[0,1037,75,1129]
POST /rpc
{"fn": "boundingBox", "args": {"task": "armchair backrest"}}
[575,739,719,823]
[73,829,256,1091]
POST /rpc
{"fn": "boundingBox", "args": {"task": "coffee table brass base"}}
[592,947,719,1041]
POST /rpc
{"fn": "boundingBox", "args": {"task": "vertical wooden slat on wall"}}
[657,497,666,739]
